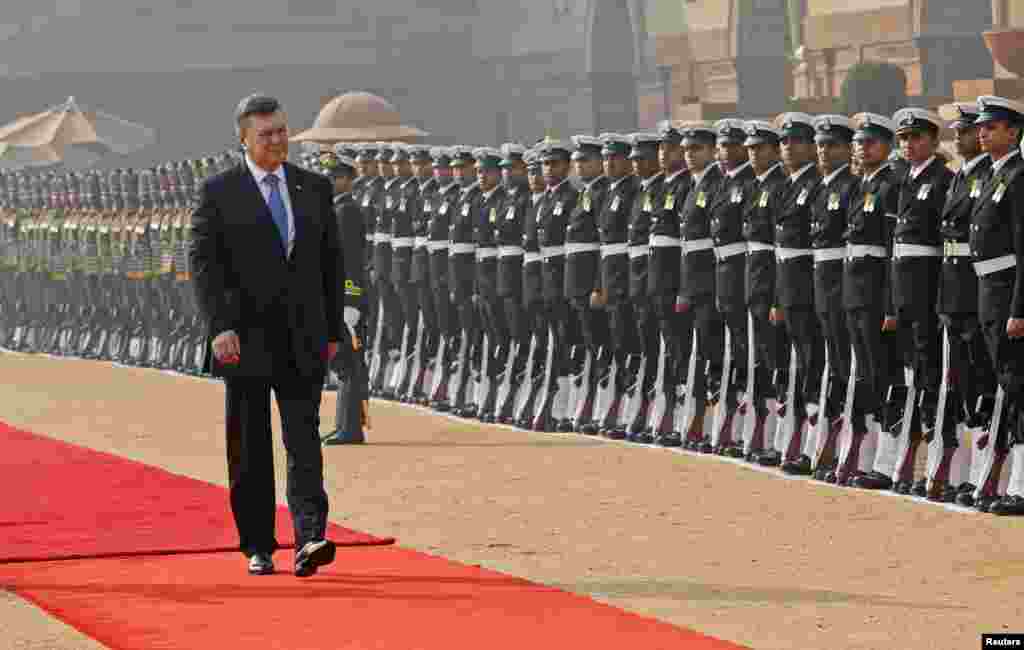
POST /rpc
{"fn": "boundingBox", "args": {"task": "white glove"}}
[344,306,361,330]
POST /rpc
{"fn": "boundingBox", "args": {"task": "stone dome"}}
[291,91,429,143]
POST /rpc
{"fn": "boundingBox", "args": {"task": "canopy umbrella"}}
[0,96,155,170]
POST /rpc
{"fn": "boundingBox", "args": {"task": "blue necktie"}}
[262,173,289,252]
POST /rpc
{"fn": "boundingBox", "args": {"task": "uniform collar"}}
[756,162,782,183]
[961,153,989,176]
[546,178,570,195]
[690,164,713,188]
[909,155,936,181]
[640,171,663,191]
[822,164,849,186]
[726,160,751,179]
[788,162,815,184]
[664,168,687,185]
[991,149,1020,176]
[863,162,891,185]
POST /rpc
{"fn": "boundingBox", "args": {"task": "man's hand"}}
[1008,318,1024,339]
[882,316,897,332]
[769,307,783,324]
[326,341,339,362]
[352,335,363,351]
[212,330,240,365]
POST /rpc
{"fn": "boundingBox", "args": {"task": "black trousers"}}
[375,276,402,351]
[749,302,789,407]
[942,313,994,435]
[893,304,941,418]
[630,297,661,395]
[416,282,438,357]
[982,309,1024,449]
[817,305,851,420]
[845,306,900,427]
[650,293,686,388]
[225,373,328,557]
[335,319,369,435]
[782,305,825,413]
[719,306,749,393]
[502,293,528,374]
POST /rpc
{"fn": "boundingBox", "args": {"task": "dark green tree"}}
[838,62,908,117]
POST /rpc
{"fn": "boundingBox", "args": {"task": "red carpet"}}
[0,423,393,563]
[0,547,746,649]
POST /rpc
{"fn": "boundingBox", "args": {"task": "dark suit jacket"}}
[189,161,346,380]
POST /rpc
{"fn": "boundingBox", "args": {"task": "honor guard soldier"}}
[842,113,901,487]
[427,147,460,410]
[368,143,398,394]
[389,144,421,400]
[967,96,1024,515]
[708,118,755,455]
[647,122,690,443]
[760,113,825,469]
[403,144,439,403]
[529,139,579,432]
[564,135,610,432]
[932,102,996,504]
[514,149,550,427]
[806,115,859,477]
[622,133,664,442]
[447,145,482,416]
[493,143,530,423]
[675,121,724,450]
[739,120,788,460]
[592,134,639,436]
[863,108,953,495]
[320,151,369,445]
[470,147,508,421]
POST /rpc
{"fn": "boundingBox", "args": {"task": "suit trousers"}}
[225,373,328,557]
[817,304,851,421]
[782,305,825,413]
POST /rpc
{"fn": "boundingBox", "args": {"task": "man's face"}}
[954,126,981,160]
[659,142,684,173]
[453,163,474,186]
[816,140,851,175]
[897,131,937,165]
[780,136,815,172]
[632,157,659,178]
[240,111,289,170]
[527,170,545,193]
[433,165,452,183]
[979,120,1020,156]
[333,174,352,195]
[716,142,747,171]
[572,158,603,181]
[603,154,630,179]
[357,160,378,177]
[378,160,394,178]
[542,159,570,187]
[394,160,413,178]
[747,142,779,175]
[502,162,527,186]
[412,160,432,179]
[682,143,714,172]
[477,167,500,191]
[854,137,891,169]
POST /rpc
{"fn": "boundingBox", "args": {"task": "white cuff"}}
[344,307,361,330]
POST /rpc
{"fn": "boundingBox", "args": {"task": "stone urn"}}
[984,29,1024,77]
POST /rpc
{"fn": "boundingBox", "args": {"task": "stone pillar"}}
[915,0,994,97]
[734,0,791,117]
[587,0,640,134]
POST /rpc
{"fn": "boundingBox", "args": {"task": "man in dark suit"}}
[190,94,348,577]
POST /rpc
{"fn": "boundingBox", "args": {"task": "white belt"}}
[775,247,813,261]
[714,242,747,261]
[374,233,392,244]
[892,243,940,258]
[414,236,428,248]
[974,254,1017,277]
[846,244,887,259]
[391,236,414,248]
[524,251,542,265]
[541,245,565,260]
[475,247,498,260]
[682,238,715,255]
[364,234,374,242]
[813,247,846,263]
[747,242,774,253]
[601,242,629,258]
[499,246,525,258]
[448,242,476,256]
[649,235,681,248]
[628,245,650,259]
[943,241,971,258]
[565,242,601,255]
[427,240,449,252]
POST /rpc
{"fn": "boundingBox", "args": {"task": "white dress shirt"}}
[246,154,295,256]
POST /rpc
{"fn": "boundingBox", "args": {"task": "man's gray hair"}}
[234,93,284,136]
